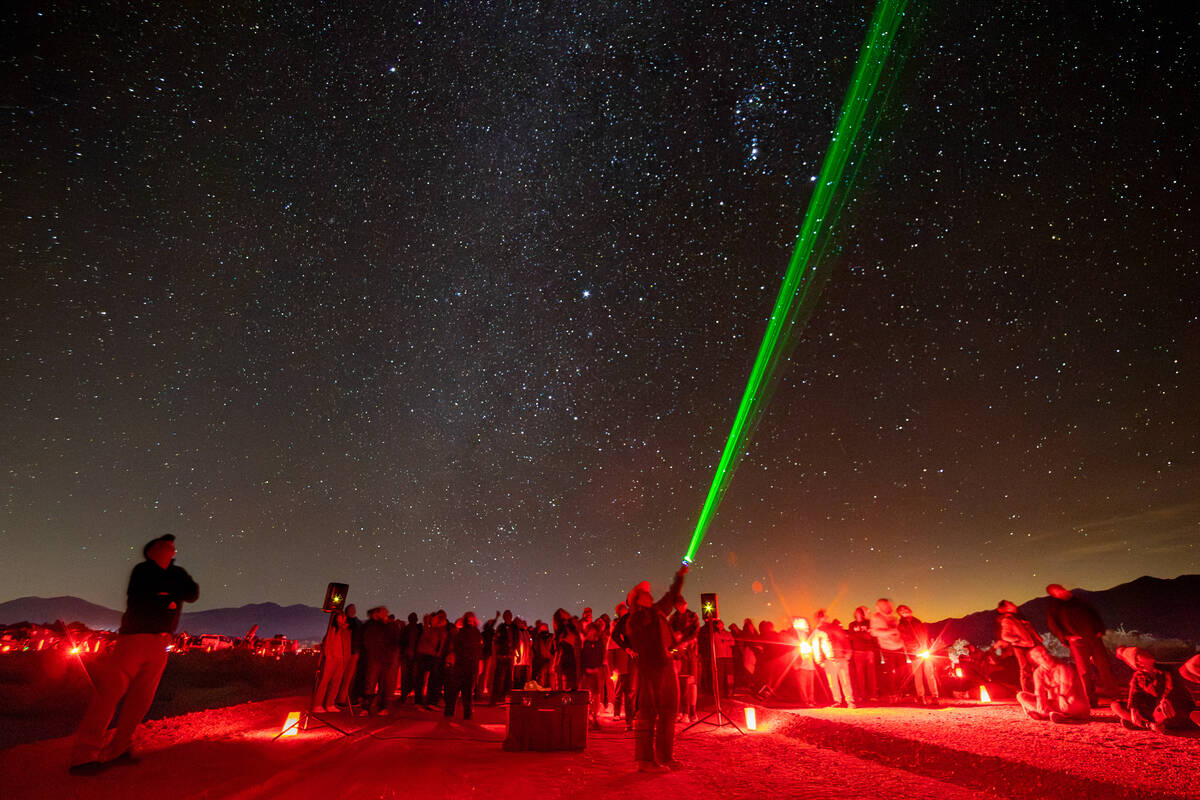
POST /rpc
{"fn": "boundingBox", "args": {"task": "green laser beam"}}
[684,0,910,564]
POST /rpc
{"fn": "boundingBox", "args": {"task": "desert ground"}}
[2,695,1197,800]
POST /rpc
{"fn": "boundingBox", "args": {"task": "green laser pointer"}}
[683,0,909,566]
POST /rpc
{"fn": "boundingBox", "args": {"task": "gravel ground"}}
[1,695,1195,799]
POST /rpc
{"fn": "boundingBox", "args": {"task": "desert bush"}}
[1040,632,1070,659]
[1103,626,1197,662]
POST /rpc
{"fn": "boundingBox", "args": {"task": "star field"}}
[3,0,1197,622]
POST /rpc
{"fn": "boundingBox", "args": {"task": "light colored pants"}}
[71,633,170,765]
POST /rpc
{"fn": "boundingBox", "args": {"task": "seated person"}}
[1016,645,1089,723]
[1111,646,1197,734]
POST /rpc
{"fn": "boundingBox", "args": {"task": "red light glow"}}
[281,712,301,737]
[745,707,757,731]
[979,686,991,703]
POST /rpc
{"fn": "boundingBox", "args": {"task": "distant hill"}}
[0,597,331,641]
[928,574,1200,647]
[5,573,1196,645]
[0,596,123,631]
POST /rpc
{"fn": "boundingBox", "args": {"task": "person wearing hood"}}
[1111,646,1197,734]
[70,535,199,775]
[627,563,688,772]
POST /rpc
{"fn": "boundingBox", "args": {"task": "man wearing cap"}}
[1044,583,1118,706]
[70,535,199,774]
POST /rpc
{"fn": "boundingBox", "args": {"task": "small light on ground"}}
[281,711,301,736]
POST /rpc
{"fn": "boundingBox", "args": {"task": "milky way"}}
[3,1,1197,623]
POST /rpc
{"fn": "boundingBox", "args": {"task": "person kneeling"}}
[1016,646,1090,724]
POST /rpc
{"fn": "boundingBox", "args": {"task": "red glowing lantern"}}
[281,712,302,737]
[745,707,757,731]
[979,686,991,703]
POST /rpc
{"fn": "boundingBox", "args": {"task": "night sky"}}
[4,1,1197,625]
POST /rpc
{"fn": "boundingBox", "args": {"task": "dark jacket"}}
[362,618,399,660]
[346,615,364,654]
[398,620,422,659]
[450,624,483,671]
[119,559,199,635]
[1128,666,1196,721]
[628,569,685,671]
[847,619,878,654]
[494,622,517,657]
[581,639,606,671]
[1046,595,1105,641]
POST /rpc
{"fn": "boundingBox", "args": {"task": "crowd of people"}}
[66,536,1199,776]
[310,569,1200,769]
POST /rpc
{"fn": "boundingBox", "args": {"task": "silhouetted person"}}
[445,612,483,720]
[397,612,421,703]
[490,610,517,704]
[1044,583,1118,705]
[1017,645,1090,724]
[552,608,582,690]
[70,535,199,775]
[627,563,688,772]
[848,606,879,703]
[360,606,400,715]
